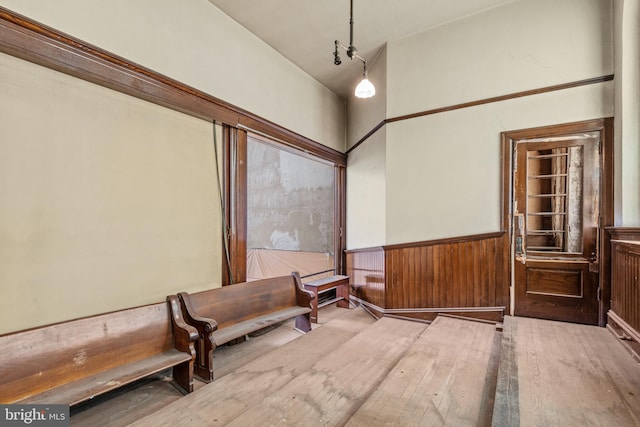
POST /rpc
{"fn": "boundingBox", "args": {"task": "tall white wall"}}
[385,83,613,244]
[346,47,387,249]
[0,1,347,333]
[346,128,387,249]
[0,0,346,151]
[614,0,640,226]
[387,0,612,118]
[347,0,615,248]
[0,53,223,333]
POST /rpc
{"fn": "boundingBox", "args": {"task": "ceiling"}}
[208,0,514,99]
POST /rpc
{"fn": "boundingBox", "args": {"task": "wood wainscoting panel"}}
[525,266,583,297]
[385,233,508,322]
[608,239,640,360]
[346,232,509,322]
[345,247,385,317]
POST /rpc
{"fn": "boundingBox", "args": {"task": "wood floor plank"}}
[513,316,640,427]
[211,303,352,379]
[222,317,427,427]
[127,307,377,427]
[492,316,520,427]
[346,316,497,427]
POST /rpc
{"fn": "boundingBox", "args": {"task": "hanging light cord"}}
[333,0,375,98]
[212,122,234,284]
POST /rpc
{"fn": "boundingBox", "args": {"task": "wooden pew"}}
[0,296,198,405]
[178,271,315,382]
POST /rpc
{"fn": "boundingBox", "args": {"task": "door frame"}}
[501,118,614,326]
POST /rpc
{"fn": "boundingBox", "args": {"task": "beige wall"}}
[0,53,222,334]
[0,0,346,152]
[385,82,613,244]
[346,128,386,249]
[386,0,613,117]
[614,0,640,226]
[345,46,388,249]
[0,0,349,333]
[346,0,616,248]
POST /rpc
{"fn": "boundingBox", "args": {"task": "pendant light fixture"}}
[333,0,375,98]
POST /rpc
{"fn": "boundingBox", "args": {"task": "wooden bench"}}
[178,271,315,382]
[303,275,350,323]
[0,296,198,405]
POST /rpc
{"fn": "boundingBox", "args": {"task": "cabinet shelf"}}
[528,194,567,198]
[528,212,566,216]
[528,174,568,179]
[528,230,566,235]
[528,153,569,160]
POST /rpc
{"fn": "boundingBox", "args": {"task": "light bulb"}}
[355,77,375,98]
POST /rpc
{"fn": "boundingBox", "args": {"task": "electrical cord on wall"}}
[212,122,234,284]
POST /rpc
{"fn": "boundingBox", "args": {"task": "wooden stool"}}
[303,275,350,323]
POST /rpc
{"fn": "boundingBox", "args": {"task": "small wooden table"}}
[303,275,350,323]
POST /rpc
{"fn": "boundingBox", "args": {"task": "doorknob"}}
[589,224,600,273]
[514,212,526,264]
[589,251,599,273]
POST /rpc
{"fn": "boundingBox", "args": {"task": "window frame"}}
[223,126,346,285]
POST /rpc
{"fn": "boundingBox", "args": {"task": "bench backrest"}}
[0,302,175,403]
[184,275,300,329]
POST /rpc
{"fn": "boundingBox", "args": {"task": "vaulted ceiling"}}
[208,0,514,99]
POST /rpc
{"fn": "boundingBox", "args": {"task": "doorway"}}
[502,119,613,325]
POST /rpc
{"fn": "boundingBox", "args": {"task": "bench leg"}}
[309,290,319,323]
[295,312,312,333]
[194,337,215,383]
[337,282,350,309]
[172,361,194,394]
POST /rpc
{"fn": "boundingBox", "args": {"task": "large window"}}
[222,128,345,285]
[246,134,336,281]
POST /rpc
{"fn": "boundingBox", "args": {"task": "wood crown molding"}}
[0,7,346,167]
[345,231,505,253]
[606,227,640,241]
[383,231,505,251]
[347,75,614,155]
[344,246,384,254]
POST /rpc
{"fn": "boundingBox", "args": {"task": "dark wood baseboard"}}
[349,296,505,324]
[607,311,640,363]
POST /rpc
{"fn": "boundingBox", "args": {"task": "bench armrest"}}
[292,271,316,309]
[167,295,198,355]
[177,292,218,335]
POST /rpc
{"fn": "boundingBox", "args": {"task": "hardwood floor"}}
[128,311,426,426]
[69,305,640,427]
[70,304,371,426]
[345,316,499,426]
[493,316,640,427]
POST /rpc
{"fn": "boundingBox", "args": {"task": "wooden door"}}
[512,131,601,325]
